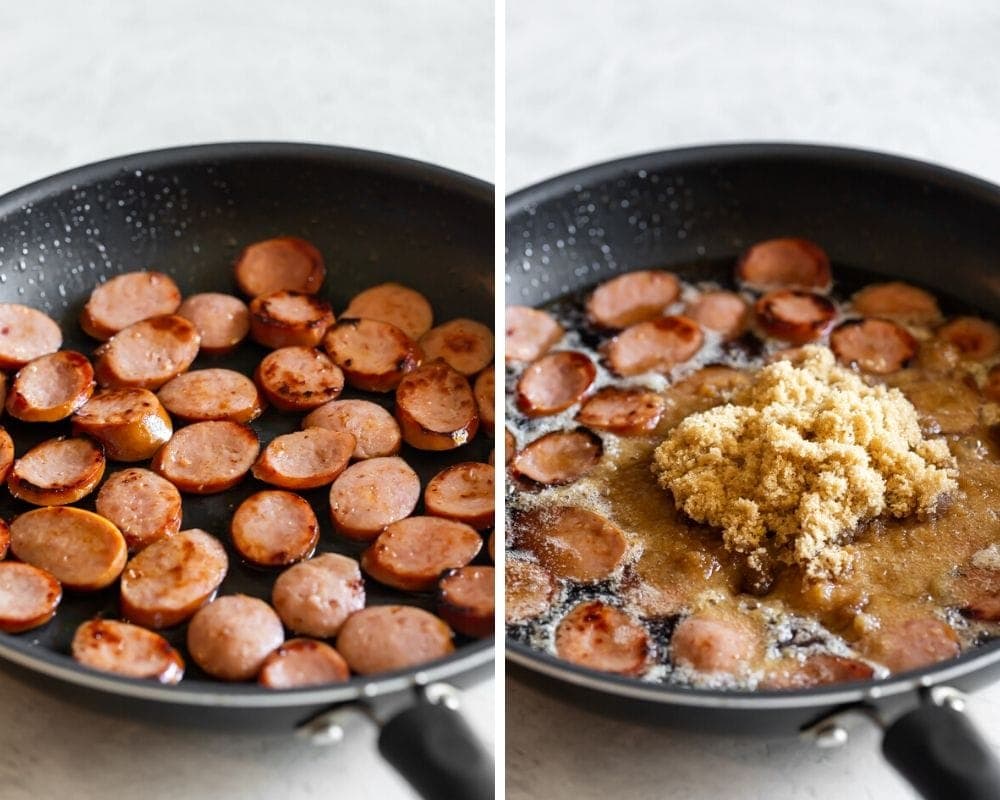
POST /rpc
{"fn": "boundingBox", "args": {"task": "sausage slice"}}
[94,315,201,390]
[302,399,401,460]
[515,351,596,415]
[252,428,355,490]
[670,616,756,675]
[249,290,335,349]
[322,318,422,393]
[8,436,105,506]
[505,559,558,624]
[851,281,941,325]
[504,428,516,465]
[6,351,95,422]
[685,290,750,341]
[10,507,126,591]
[555,601,649,676]
[424,462,495,530]
[473,367,495,436]
[187,594,284,681]
[328,456,420,540]
[0,518,8,560]
[735,238,831,292]
[258,639,350,689]
[763,654,874,690]
[96,468,182,551]
[576,387,664,435]
[151,420,259,494]
[0,428,14,484]
[176,292,250,355]
[341,282,433,340]
[513,429,603,486]
[231,490,319,567]
[937,316,1000,361]
[861,617,959,673]
[158,368,264,424]
[515,506,627,583]
[754,290,836,344]
[80,271,182,340]
[0,304,62,370]
[830,318,917,374]
[0,562,61,633]
[234,236,325,297]
[395,360,479,449]
[72,388,173,461]
[361,516,482,591]
[336,605,454,675]
[586,270,681,329]
[506,305,564,363]
[119,529,228,628]
[72,619,184,683]
[272,553,365,637]
[437,566,494,638]
[604,316,703,377]
[418,319,494,376]
[255,346,345,412]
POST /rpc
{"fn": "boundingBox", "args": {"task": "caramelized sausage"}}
[234,236,325,297]
[829,318,918,374]
[8,436,105,506]
[361,516,482,591]
[423,461,495,530]
[248,290,335,349]
[252,428,355,490]
[255,346,345,412]
[735,237,831,292]
[258,639,350,689]
[94,315,201,390]
[576,387,665,435]
[684,290,750,341]
[341,282,433,341]
[151,421,259,494]
[936,316,1000,361]
[418,318,494,376]
[72,619,184,683]
[512,429,602,486]
[437,566,494,638]
[72,388,173,462]
[80,271,182,340]
[395,360,479,449]
[0,428,13,484]
[0,304,62,370]
[157,369,264,424]
[473,367,495,436]
[505,305,564,362]
[336,605,454,675]
[762,654,874,690]
[271,553,365,637]
[754,289,836,344]
[5,351,94,422]
[586,270,681,329]
[861,617,959,673]
[230,491,319,567]
[515,506,627,583]
[555,601,649,676]
[851,281,941,325]
[176,292,250,355]
[322,318,422,393]
[0,562,61,633]
[302,399,401,460]
[505,558,557,624]
[604,316,704,377]
[187,595,284,681]
[515,351,596,415]
[670,616,755,675]
[95,468,182,551]
[328,456,420,541]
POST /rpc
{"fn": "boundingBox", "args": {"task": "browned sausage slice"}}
[231,490,319,567]
[515,351,596,415]
[94,315,201,390]
[10,507,126,591]
[187,594,284,681]
[234,236,325,297]
[437,566,494,638]
[735,238,831,292]
[252,428,355,490]
[80,271,182,340]
[328,456,420,540]
[576,387,664,435]
[361,516,482,591]
[0,304,62,370]
[754,290,836,344]
[586,270,681,329]
[473,367,495,436]
[685,290,750,341]
[505,559,557,624]
[604,316,703,377]
[176,292,251,355]
[555,601,649,676]
[861,617,959,673]
[937,316,1000,361]
[249,290,335,349]
[512,429,602,487]
[302,399,401,460]
[8,436,105,506]
[95,468,182,552]
[0,562,61,633]
[72,388,173,461]
[515,506,626,583]
[418,319,494,376]
[6,351,95,422]
[151,421,259,494]
[395,360,479,449]
[322,318,422,393]
[119,529,228,628]
[0,428,12,484]
[72,619,184,683]
[0,518,8,560]
[258,638,350,688]
[762,654,874,690]
[272,553,365,637]
[424,462,495,530]
[341,282,433,340]
[504,428,516,465]
[255,346,345,412]
[670,616,756,675]
[830,318,918,374]
[505,306,564,362]
[336,605,454,675]
[852,281,941,324]
[158,369,264,424]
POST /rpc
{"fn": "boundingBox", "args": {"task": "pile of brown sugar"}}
[651,346,958,578]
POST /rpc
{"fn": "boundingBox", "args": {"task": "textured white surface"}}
[0,2,494,799]
[506,1,1000,798]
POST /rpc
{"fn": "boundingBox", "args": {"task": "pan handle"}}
[881,688,1000,800]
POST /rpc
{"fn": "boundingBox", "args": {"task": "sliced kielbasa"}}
[249,290,335,349]
[604,316,703,377]
[0,304,62,370]
[72,619,184,683]
[437,566,494,639]
[252,428,355,490]
[576,387,664,435]
[829,318,917,374]
[586,270,681,329]
[936,316,1000,361]
[5,351,94,422]
[271,552,365,637]
[95,468,182,551]
[302,398,401,460]
[361,516,482,591]
[418,318,494,376]
[670,616,756,675]
[505,305,564,362]
[685,290,750,341]
[176,292,251,355]
[258,639,350,688]
[341,282,433,340]
[754,289,836,344]
[151,420,259,494]
[395,360,479,449]
[157,368,264,424]
[8,436,105,506]
[473,367,495,436]
[255,346,345,412]
[735,237,831,292]
[0,428,14,484]
[230,490,319,567]
[515,351,596,415]
[0,562,61,633]
[187,594,284,681]
[762,654,874,690]
[512,429,602,487]
[94,315,201,390]
[505,559,558,624]
[851,281,941,324]
[336,605,454,675]
[72,388,173,462]
[322,318,422,393]
[514,506,627,583]
[234,236,325,297]
[555,601,649,676]
[328,456,420,540]
[861,617,959,673]
[424,461,495,530]
[80,271,182,340]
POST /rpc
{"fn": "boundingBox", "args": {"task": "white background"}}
[506,1,1000,798]
[0,2,494,799]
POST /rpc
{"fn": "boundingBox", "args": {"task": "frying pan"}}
[0,142,494,800]
[505,143,1000,800]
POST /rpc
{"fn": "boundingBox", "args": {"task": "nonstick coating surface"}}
[0,143,494,716]
[505,143,1000,734]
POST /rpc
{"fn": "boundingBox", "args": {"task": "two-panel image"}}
[1,2,999,799]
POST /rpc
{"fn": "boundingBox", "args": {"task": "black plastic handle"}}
[883,702,1000,800]
[378,700,494,800]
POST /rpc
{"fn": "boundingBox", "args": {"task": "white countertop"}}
[506,1,1000,798]
[0,2,494,799]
